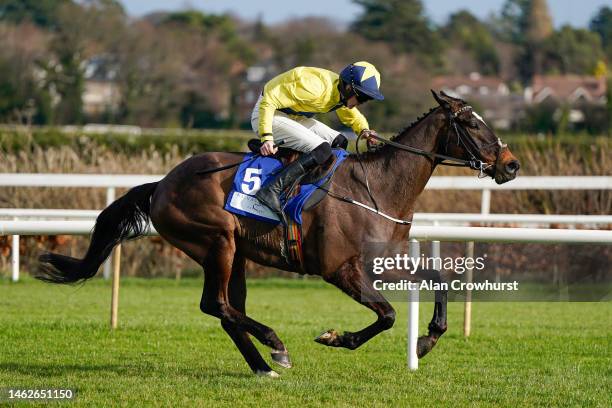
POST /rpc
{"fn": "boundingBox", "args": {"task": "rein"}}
[195,155,259,175]
[329,106,506,224]
[362,123,499,177]
[195,141,286,176]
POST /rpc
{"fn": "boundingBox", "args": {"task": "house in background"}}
[524,75,608,124]
[431,72,521,130]
[236,59,278,127]
[82,56,121,118]
[525,75,607,105]
[432,72,608,130]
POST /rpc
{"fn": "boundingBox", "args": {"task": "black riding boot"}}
[256,153,318,224]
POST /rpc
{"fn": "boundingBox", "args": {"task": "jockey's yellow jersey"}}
[258,66,369,142]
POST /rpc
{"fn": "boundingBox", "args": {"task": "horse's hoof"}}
[417,336,434,358]
[255,369,280,378]
[314,329,340,346]
[271,350,292,369]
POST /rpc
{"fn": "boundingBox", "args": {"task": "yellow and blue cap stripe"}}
[340,61,384,100]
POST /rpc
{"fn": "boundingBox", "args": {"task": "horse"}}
[37,91,520,377]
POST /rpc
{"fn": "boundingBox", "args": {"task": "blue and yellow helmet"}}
[339,61,384,101]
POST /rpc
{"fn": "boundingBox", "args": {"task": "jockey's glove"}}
[360,129,381,150]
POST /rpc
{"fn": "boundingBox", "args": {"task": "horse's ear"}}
[431,90,450,110]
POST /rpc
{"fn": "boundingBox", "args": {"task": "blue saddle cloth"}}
[225,149,348,224]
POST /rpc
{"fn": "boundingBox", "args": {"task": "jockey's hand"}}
[360,129,380,150]
[260,140,278,156]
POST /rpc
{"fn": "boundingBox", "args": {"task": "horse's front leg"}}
[315,256,396,350]
[415,268,448,358]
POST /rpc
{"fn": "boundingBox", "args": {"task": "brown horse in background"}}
[38,91,520,377]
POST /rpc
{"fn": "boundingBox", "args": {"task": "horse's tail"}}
[37,182,158,284]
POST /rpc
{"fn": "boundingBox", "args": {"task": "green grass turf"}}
[0,277,610,407]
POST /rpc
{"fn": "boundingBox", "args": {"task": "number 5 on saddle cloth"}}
[225,149,348,225]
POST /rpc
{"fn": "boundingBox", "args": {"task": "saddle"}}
[247,139,337,194]
[226,141,349,269]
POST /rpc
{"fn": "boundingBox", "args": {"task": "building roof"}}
[530,75,607,104]
[432,73,506,90]
[84,56,118,82]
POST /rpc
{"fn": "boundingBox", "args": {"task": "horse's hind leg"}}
[225,258,292,369]
[199,234,290,374]
[316,256,396,349]
[218,255,281,376]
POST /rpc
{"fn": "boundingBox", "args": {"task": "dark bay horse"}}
[38,91,519,377]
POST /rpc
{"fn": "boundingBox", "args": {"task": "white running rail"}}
[2,173,611,371]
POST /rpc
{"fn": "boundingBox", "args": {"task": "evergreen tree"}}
[589,6,612,61]
[444,10,500,75]
[498,0,554,82]
[351,0,443,65]
[0,0,70,28]
[46,2,89,124]
[526,0,553,75]
[497,0,530,44]
[542,26,604,75]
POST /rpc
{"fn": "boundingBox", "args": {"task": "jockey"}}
[251,61,384,222]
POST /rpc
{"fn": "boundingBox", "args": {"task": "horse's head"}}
[431,90,519,184]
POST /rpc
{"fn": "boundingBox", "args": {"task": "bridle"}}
[446,105,507,179]
[337,105,508,223]
[359,105,507,179]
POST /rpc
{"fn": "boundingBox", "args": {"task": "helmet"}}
[339,61,384,101]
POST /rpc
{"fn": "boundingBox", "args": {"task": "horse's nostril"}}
[506,160,520,174]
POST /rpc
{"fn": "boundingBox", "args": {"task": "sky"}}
[120,0,609,28]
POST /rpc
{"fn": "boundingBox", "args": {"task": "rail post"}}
[11,217,19,282]
[431,238,441,276]
[110,244,122,329]
[481,189,491,215]
[103,187,116,280]
[408,239,420,370]
[464,241,474,337]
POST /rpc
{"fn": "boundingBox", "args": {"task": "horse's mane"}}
[349,106,440,160]
[390,106,439,142]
